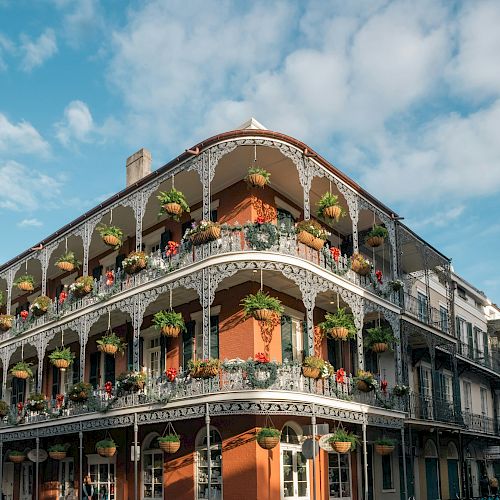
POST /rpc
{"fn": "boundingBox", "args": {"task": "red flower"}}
[256,216,265,225]
[166,367,177,382]
[58,290,68,305]
[17,402,23,414]
[336,368,346,384]
[330,247,341,263]
[106,271,114,286]
[380,379,388,394]
[254,352,269,363]
[375,270,383,285]
[20,310,29,321]
[165,241,179,257]
[105,381,113,396]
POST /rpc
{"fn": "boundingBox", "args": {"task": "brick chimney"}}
[126,148,152,187]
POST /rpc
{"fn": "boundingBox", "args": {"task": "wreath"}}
[245,360,279,389]
[245,222,278,251]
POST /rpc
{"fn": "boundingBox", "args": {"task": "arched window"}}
[195,427,222,499]
[424,439,438,458]
[280,423,308,499]
[142,432,163,500]
[447,442,458,460]
[281,424,300,445]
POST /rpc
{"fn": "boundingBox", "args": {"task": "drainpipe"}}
[362,422,368,500]
[79,428,83,499]
[311,406,317,500]
[35,435,40,500]
[401,426,408,500]
[206,403,211,500]
[134,413,139,500]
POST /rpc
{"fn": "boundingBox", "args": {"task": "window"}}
[382,454,393,490]
[143,450,163,500]
[480,387,488,416]
[88,455,116,500]
[328,453,351,499]
[191,310,220,361]
[89,351,101,388]
[466,322,474,355]
[439,306,448,333]
[417,292,428,323]
[10,377,26,406]
[146,337,161,379]
[463,381,472,411]
[281,424,308,499]
[281,315,306,363]
[182,321,195,370]
[59,458,75,499]
[277,208,296,233]
[196,428,222,500]
[457,286,467,300]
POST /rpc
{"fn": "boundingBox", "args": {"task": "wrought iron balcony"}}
[457,340,500,373]
[462,411,499,435]
[409,392,461,425]
[402,293,448,333]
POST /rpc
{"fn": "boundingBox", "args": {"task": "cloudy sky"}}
[0,0,499,302]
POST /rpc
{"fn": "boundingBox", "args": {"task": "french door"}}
[281,446,309,499]
[19,462,33,500]
[328,452,352,499]
[58,458,74,499]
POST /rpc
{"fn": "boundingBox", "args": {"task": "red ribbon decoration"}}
[20,310,29,321]
[375,270,383,285]
[17,402,23,414]
[254,352,270,363]
[56,394,64,408]
[165,241,179,257]
[380,379,388,394]
[330,247,341,263]
[105,381,113,396]
[166,367,177,382]
[106,271,114,286]
[58,290,68,305]
[336,368,346,384]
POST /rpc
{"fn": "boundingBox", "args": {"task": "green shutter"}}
[281,315,293,362]
[302,320,308,357]
[467,323,474,353]
[182,321,195,370]
[210,316,219,359]
[115,253,126,271]
[160,335,166,373]
[92,265,103,280]
[160,229,172,253]
[89,351,101,388]
[104,352,115,385]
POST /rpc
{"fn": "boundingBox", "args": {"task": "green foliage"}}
[96,439,116,449]
[75,276,93,287]
[296,219,330,240]
[48,443,69,452]
[355,370,375,385]
[97,224,123,249]
[158,434,180,443]
[188,358,221,371]
[364,326,398,350]
[0,400,8,413]
[375,437,396,446]
[316,192,345,220]
[97,332,126,355]
[241,291,284,316]
[48,346,75,364]
[329,429,359,450]
[55,251,81,268]
[256,427,281,439]
[14,275,35,286]
[158,188,190,219]
[152,310,186,332]
[27,392,45,403]
[319,308,356,338]
[303,356,325,369]
[367,225,388,239]
[32,295,51,311]
[246,166,271,183]
[10,361,33,378]
[8,451,25,456]
[68,382,92,400]
[185,220,220,237]
[117,371,146,386]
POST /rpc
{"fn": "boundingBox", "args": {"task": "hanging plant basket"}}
[158,438,180,454]
[329,327,349,340]
[57,261,75,272]
[161,325,180,337]
[8,453,25,463]
[252,309,275,321]
[365,226,388,248]
[256,427,280,450]
[96,446,116,458]
[153,310,186,338]
[52,359,71,370]
[375,444,395,456]
[356,380,373,393]
[188,224,221,246]
[103,234,120,247]
[302,366,321,379]
[323,205,342,220]
[297,230,315,246]
[331,441,351,454]
[366,236,384,248]
[18,281,34,292]
[351,254,371,276]
[49,451,67,460]
[296,220,329,251]
[0,315,13,332]
[122,252,148,275]
[247,173,267,187]
[12,369,30,380]
[99,343,118,355]
[163,202,183,216]
[371,342,388,353]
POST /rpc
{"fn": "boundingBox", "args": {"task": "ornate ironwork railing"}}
[409,392,462,425]
[462,411,499,435]
[457,340,500,373]
[402,293,446,332]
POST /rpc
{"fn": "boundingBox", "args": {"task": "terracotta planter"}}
[329,327,349,341]
[159,440,180,454]
[28,402,45,412]
[32,307,48,317]
[297,230,315,246]
[311,237,326,251]
[161,325,181,337]
[189,226,221,246]
[0,315,13,331]
[374,444,394,456]
[102,234,121,247]
[99,344,118,355]
[356,380,373,393]
[302,366,321,379]
[69,392,89,403]
[18,281,34,292]
[191,366,219,379]
[331,441,351,454]
[366,236,384,248]
[9,454,25,464]
[73,284,92,298]
[257,436,279,450]
[163,202,183,216]
[252,309,275,322]
[247,173,267,188]
[52,359,70,371]
[124,259,147,275]
[57,261,75,272]
[49,451,67,460]
[351,260,370,276]
[324,205,342,220]
[12,370,30,380]
[371,342,388,353]
[0,409,8,418]
[120,381,144,392]
[97,447,116,458]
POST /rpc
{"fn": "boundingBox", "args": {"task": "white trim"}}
[190,199,220,221]
[275,197,301,220]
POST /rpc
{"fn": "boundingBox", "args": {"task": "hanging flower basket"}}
[328,429,358,454]
[351,254,371,276]
[364,326,397,354]
[332,441,352,454]
[295,220,329,251]
[153,310,186,338]
[324,205,343,220]
[256,428,280,450]
[48,347,74,372]
[15,275,35,293]
[329,327,349,340]
[252,309,275,321]
[187,221,221,246]
[53,359,70,370]
[366,236,384,248]
[316,193,345,222]
[162,325,181,337]
[96,439,116,458]
[12,369,30,380]
[157,188,190,221]
[55,251,81,273]
[241,291,283,322]
[365,225,388,248]
[69,276,94,298]
[164,202,182,216]
[189,359,221,379]
[8,452,25,463]
[375,444,395,456]
[10,362,33,380]
[49,451,67,460]
[158,435,180,454]
[100,343,118,355]
[122,252,148,275]
[57,261,75,272]
[31,295,51,317]
[97,224,123,250]
[371,342,388,353]
[97,332,126,357]
[245,167,271,188]
[0,315,13,332]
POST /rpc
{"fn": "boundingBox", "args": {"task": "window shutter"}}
[104,352,115,385]
[210,209,218,222]
[160,335,166,373]
[182,321,195,370]
[327,337,336,366]
[72,358,80,385]
[210,316,219,359]
[51,364,60,399]
[89,351,101,388]
[92,265,103,280]
[160,230,172,253]
[115,253,126,271]
[281,315,293,362]
[127,338,134,371]
[467,323,474,351]
[483,331,489,359]
[301,320,308,358]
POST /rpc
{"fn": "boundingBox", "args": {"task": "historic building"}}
[0,118,497,499]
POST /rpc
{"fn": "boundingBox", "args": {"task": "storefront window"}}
[328,452,351,499]
[196,428,222,499]
[143,450,163,499]
[88,456,116,500]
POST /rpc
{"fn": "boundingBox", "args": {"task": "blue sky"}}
[0,0,499,303]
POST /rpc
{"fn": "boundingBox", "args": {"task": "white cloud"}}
[55,100,94,146]
[17,218,43,228]
[0,113,50,156]
[0,161,63,211]
[0,33,14,71]
[19,28,57,72]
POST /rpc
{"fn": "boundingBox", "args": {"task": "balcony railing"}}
[1,364,405,429]
[463,411,498,435]
[402,293,447,332]
[409,393,461,425]
[3,228,398,341]
[457,340,500,373]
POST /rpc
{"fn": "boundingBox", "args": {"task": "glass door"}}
[142,450,163,499]
[197,445,223,499]
[328,452,351,499]
[281,447,309,499]
[89,461,116,499]
[19,462,33,500]
[58,458,75,499]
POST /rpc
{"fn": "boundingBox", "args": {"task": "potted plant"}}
[351,253,371,276]
[319,308,356,341]
[48,444,69,460]
[241,290,284,322]
[30,295,52,317]
[8,450,25,463]
[295,220,330,250]
[157,188,191,220]
[256,427,281,450]
[122,251,149,275]
[0,314,13,332]
[185,220,221,246]
[355,370,375,393]
[302,356,325,379]
[68,382,93,402]
[365,225,388,248]
[14,275,35,293]
[10,361,33,380]
[316,192,345,222]
[245,166,271,188]
[364,326,398,353]
[97,332,126,356]
[69,276,94,298]
[374,437,396,456]
[96,439,116,457]
[55,251,81,272]
[26,393,46,412]
[328,429,359,454]
[116,371,146,392]
[388,279,404,292]
[0,400,9,418]
[97,224,123,249]
[392,384,409,397]
[158,434,181,454]
[48,347,74,371]
[188,358,221,379]
[152,310,186,337]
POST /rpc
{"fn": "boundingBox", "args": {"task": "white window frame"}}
[480,387,489,416]
[282,307,305,364]
[463,380,472,412]
[58,457,75,500]
[142,449,164,500]
[87,453,117,500]
[195,426,223,500]
[142,228,164,255]
[280,422,308,500]
[141,327,162,379]
[19,461,33,500]
[381,452,395,493]
[328,452,352,500]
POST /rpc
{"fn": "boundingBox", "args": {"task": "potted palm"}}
[0,314,13,332]
[97,224,123,249]
[96,439,116,458]
[351,253,371,276]
[365,225,388,248]
[122,251,149,274]
[55,251,81,272]
[185,220,221,245]
[158,434,180,454]
[0,400,9,418]
[241,290,284,322]
[364,326,398,353]
[302,356,325,379]
[69,276,94,298]
[10,361,33,380]
[316,192,345,222]
[245,167,271,188]
[97,332,126,356]
[48,347,74,371]
[157,188,190,220]
[117,371,146,392]
[8,451,26,463]
[68,382,93,402]
[14,275,35,293]
[48,444,69,460]
[319,308,356,341]
[295,220,330,250]
[374,437,396,456]
[188,358,221,379]
[152,310,186,338]
[328,429,359,454]
[256,427,281,450]
[355,370,375,392]
[30,295,52,317]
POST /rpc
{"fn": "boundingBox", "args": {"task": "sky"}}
[0,0,499,303]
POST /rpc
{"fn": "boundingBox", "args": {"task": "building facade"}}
[0,119,497,499]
